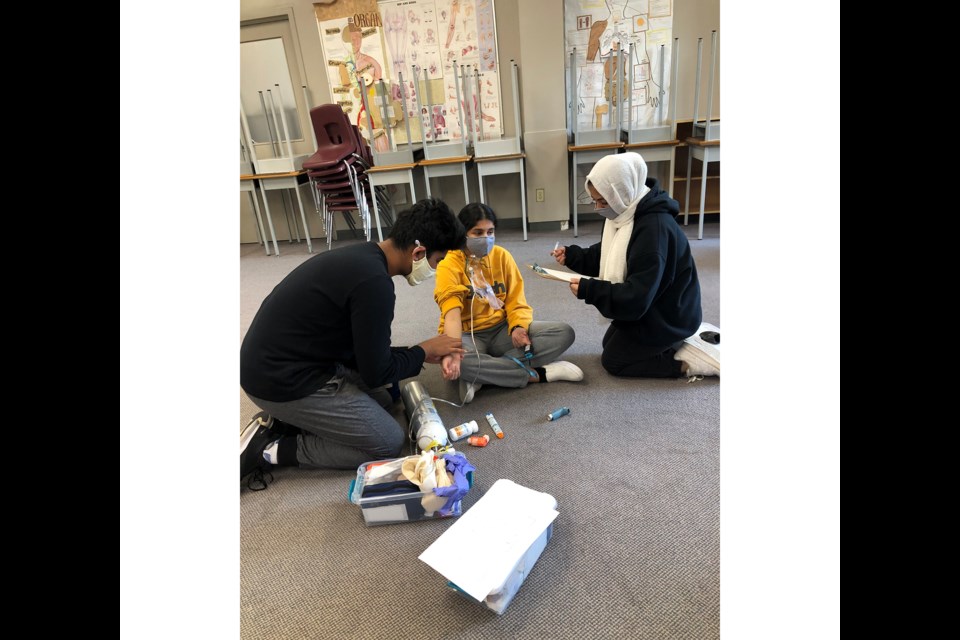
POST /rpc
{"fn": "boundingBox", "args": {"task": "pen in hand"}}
[552,242,566,265]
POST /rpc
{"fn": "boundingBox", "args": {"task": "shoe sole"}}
[240,414,270,455]
[681,347,720,377]
[683,322,720,369]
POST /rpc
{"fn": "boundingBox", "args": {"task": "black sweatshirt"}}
[240,242,425,402]
[565,178,703,347]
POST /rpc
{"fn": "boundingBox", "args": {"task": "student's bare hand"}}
[511,327,531,349]
[419,334,464,364]
[441,354,461,380]
[552,246,567,265]
[569,278,580,297]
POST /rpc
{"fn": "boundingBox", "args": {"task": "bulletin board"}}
[564,0,673,131]
[314,0,503,149]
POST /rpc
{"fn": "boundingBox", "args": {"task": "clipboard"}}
[526,263,591,283]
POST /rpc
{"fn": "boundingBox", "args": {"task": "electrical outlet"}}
[535,188,545,202]
[560,221,569,231]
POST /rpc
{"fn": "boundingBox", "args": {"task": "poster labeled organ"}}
[315,0,502,147]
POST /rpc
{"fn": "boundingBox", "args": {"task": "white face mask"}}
[405,241,436,286]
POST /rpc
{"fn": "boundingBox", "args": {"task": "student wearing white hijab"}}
[553,152,717,378]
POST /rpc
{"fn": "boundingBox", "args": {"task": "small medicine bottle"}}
[467,434,490,447]
[448,420,479,442]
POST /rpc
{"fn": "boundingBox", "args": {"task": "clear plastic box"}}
[348,457,474,526]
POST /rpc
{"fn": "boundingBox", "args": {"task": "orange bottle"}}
[466,434,490,447]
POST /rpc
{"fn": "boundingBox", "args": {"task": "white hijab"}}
[585,152,651,284]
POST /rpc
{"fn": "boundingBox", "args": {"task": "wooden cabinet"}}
[672,120,720,218]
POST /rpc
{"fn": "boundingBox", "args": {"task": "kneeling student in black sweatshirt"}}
[240,198,466,484]
[553,152,718,379]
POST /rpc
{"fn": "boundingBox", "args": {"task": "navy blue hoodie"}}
[565,178,702,347]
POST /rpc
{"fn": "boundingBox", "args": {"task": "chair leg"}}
[293,183,313,253]
[359,184,372,241]
[340,210,360,239]
[279,190,298,243]
[323,194,334,251]
[667,151,677,200]
[519,161,529,242]
[370,185,384,242]
[698,155,708,241]
[571,153,578,237]
[309,176,321,217]
[258,184,281,257]
[375,186,395,228]
[247,190,270,256]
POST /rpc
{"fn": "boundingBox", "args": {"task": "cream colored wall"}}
[514,0,568,225]
[239,0,719,243]
[674,0,721,121]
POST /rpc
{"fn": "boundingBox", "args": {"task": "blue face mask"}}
[466,235,495,258]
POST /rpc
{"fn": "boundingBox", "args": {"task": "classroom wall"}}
[674,0,721,121]
[239,0,719,243]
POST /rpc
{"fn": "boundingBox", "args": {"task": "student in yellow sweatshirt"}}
[435,203,584,403]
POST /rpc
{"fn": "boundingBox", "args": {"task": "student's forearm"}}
[443,308,463,339]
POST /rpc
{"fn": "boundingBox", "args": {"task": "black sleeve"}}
[564,242,602,277]
[350,276,426,388]
[577,251,666,321]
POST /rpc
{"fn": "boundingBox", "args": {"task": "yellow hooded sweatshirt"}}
[434,245,533,334]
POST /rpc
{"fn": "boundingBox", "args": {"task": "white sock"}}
[459,377,482,404]
[262,439,281,464]
[542,361,584,382]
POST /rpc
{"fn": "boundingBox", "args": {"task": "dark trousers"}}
[601,324,684,378]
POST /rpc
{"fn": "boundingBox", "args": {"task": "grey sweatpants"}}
[460,321,576,387]
[247,364,406,470]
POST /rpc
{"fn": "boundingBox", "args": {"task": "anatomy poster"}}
[564,0,673,131]
[316,4,392,150]
[380,1,442,81]
[315,0,502,148]
[382,0,502,142]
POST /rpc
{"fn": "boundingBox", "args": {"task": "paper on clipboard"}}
[527,264,591,284]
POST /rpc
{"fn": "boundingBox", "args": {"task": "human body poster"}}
[564,0,673,131]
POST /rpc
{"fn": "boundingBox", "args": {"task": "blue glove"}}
[433,452,476,516]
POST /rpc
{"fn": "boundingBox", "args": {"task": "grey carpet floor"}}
[240,220,720,640]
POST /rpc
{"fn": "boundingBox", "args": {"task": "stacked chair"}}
[304,104,394,250]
